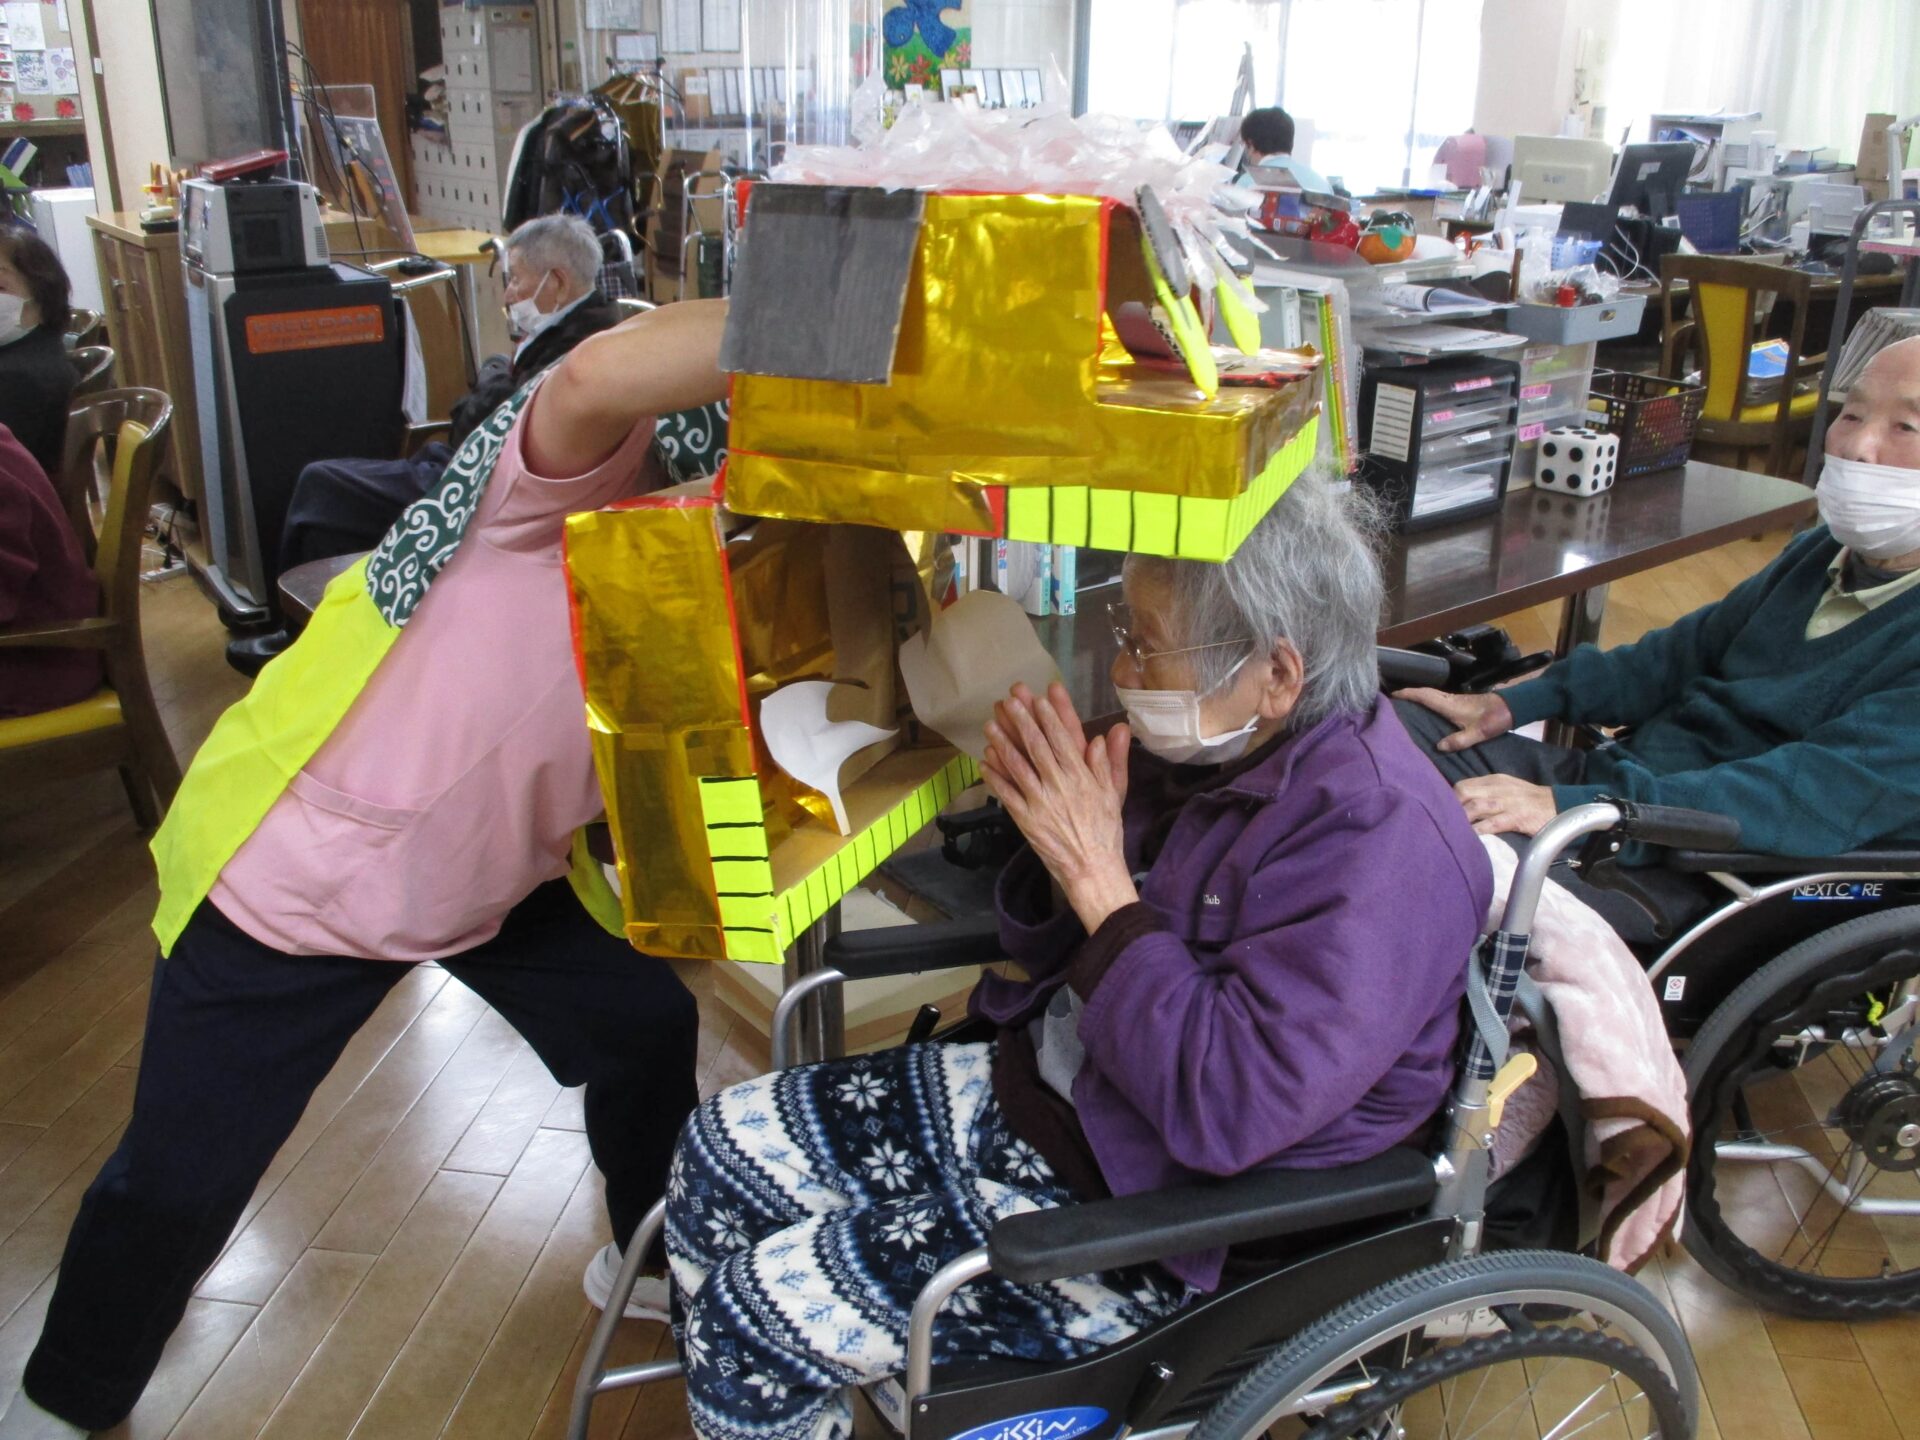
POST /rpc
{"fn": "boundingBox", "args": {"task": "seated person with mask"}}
[1396,336,1920,944]
[230,214,624,672]
[662,476,1492,1440]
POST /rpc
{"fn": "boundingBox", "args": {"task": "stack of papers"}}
[1373,323,1526,356]
[1376,283,1507,316]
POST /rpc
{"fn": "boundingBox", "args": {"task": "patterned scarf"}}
[364,382,537,627]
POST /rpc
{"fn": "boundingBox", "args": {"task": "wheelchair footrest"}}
[987,1147,1439,1285]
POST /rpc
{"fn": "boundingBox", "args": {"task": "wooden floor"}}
[1,525,1914,1439]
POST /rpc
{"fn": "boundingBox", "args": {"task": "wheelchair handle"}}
[1605,798,1742,854]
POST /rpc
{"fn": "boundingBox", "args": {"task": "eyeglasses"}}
[1107,600,1253,673]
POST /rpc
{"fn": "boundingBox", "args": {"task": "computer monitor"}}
[1510,135,1615,203]
[1606,141,1696,221]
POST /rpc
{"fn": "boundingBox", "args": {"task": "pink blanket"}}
[1480,839,1690,1272]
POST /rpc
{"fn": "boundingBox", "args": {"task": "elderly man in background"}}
[1397,336,1920,942]
[230,214,624,672]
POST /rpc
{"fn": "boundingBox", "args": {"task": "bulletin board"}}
[0,0,81,125]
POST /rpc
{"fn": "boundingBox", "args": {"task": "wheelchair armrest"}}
[820,913,1004,981]
[1378,646,1450,690]
[1665,847,1920,875]
[986,1147,1438,1285]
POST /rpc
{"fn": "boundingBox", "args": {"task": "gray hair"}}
[1127,471,1386,730]
[505,214,603,292]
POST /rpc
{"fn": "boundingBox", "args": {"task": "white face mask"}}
[1818,455,1920,562]
[0,292,28,343]
[505,271,560,346]
[1114,655,1261,766]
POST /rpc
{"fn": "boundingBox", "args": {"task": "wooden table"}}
[1381,461,1812,652]
[278,552,364,629]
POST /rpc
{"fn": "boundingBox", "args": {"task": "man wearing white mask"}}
[1396,336,1920,935]
[231,215,623,673]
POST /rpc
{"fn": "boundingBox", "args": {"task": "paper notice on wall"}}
[14,47,50,92]
[3,3,42,51]
[661,0,698,53]
[44,44,72,93]
[584,0,640,30]
[53,0,64,34]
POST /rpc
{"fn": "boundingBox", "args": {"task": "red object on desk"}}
[198,149,290,183]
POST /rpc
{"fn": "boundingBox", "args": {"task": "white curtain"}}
[1599,0,1920,164]
[1085,0,1284,123]
[1084,0,1487,193]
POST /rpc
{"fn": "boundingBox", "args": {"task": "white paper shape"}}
[760,680,897,835]
[3,3,42,51]
[897,590,1064,762]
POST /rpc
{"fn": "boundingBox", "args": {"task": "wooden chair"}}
[69,343,114,398]
[0,388,182,830]
[62,306,104,349]
[1659,253,1826,478]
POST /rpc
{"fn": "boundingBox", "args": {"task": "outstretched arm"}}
[522,298,730,479]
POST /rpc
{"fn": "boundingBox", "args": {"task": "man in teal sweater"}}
[1396,337,1920,941]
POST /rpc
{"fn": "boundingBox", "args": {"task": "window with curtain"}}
[1085,0,1485,195]
[1596,0,1920,164]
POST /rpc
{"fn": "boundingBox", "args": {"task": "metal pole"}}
[1544,583,1606,747]
[781,908,845,1066]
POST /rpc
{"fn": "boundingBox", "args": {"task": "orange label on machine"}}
[244,305,386,355]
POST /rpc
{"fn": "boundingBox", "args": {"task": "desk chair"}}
[1659,254,1825,478]
[69,344,114,398]
[61,307,103,350]
[0,388,182,830]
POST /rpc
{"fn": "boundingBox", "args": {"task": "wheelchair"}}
[1619,841,1920,1318]
[568,787,1713,1440]
[1413,630,1920,1318]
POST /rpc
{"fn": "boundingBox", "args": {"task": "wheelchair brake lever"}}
[1111,1361,1177,1440]
[903,1004,942,1048]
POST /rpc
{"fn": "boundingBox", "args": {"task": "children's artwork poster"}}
[43,42,71,91]
[14,47,50,93]
[882,0,969,92]
[2,3,41,51]
[0,85,14,109]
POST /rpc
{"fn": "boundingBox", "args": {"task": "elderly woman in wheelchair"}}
[621,476,1708,1440]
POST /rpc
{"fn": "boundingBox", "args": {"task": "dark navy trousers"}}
[24,879,698,1431]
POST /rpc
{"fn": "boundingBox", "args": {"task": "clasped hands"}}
[981,682,1140,934]
[1394,686,1558,838]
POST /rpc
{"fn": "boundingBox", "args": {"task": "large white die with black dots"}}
[1534,426,1619,496]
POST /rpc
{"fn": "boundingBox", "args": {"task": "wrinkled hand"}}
[1395,687,1516,753]
[1454,774,1558,837]
[982,681,1139,933]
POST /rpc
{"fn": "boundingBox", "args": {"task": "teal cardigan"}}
[1500,526,1920,861]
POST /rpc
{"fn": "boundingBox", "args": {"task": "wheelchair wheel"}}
[1684,906,1920,1317]
[1189,1250,1697,1440]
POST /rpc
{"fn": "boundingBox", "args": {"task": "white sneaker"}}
[0,1390,87,1439]
[582,1241,672,1322]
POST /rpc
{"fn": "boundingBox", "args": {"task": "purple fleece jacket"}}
[970,695,1492,1290]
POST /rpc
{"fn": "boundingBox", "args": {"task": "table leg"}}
[781,908,846,1066]
[1545,584,1607,747]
